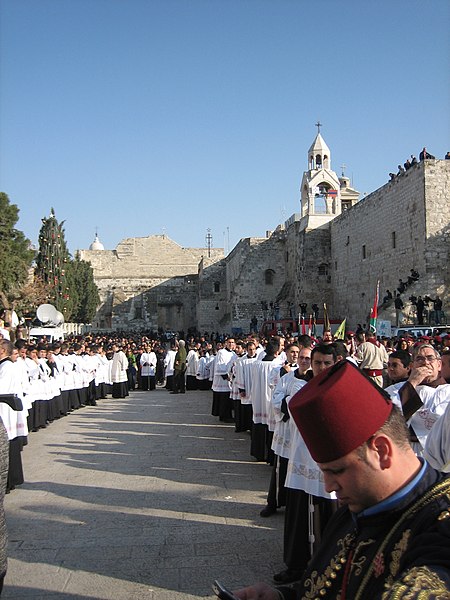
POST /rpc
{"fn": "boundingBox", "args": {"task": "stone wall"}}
[330,160,450,327]
[197,256,228,335]
[291,223,334,320]
[80,161,449,334]
[224,232,287,333]
[79,235,224,332]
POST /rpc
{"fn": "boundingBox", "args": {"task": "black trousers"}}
[173,371,186,393]
[284,488,337,572]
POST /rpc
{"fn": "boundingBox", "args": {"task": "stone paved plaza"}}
[3,388,284,599]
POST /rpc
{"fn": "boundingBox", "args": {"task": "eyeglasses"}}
[414,355,440,365]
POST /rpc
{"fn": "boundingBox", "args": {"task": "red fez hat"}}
[289,360,393,463]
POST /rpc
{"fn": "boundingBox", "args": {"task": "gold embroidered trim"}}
[354,477,450,599]
[389,530,411,579]
[382,565,450,600]
[302,533,354,599]
[301,478,450,600]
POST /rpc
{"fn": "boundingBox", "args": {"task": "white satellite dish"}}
[55,311,65,325]
[36,304,59,326]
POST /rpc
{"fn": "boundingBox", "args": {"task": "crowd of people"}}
[378,269,446,327]
[388,147,439,181]
[201,328,449,592]
[0,323,449,596]
[199,328,450,598]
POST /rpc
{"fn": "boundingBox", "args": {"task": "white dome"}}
[89,235,104,251]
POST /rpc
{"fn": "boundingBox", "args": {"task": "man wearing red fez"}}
[233,361,450,599]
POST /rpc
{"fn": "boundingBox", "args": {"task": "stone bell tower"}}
[285,123,359,323]
[300,122,343,227]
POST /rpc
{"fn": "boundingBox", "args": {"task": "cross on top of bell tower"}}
[315,120,322,134]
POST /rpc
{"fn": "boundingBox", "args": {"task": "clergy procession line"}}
[0,327,449,597]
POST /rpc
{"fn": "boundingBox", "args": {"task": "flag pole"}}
[369,280,380,335]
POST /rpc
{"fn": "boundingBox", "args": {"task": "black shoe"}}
[273,569,304,584]
[260,505,277,518]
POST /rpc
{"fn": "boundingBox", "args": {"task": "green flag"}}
[334,319,346,340]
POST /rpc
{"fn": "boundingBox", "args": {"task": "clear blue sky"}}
[1,0,449,256]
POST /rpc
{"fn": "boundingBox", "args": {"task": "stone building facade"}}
[221,131,360,332]
[80,132,449,334]
[79,235,223,333]
[331,158,450,326]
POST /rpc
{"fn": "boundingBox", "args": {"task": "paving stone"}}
[3,389,283,598]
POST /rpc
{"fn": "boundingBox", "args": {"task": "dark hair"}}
[311,344,338,361]
[297,334,313,348]
[285,342,300,352]
[270,336,283,351]
[15,339,27,350]
[265,338,281,357]
[331,340,349,359]
[389,350,411,368]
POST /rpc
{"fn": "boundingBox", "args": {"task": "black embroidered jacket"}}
[279,465,450,599]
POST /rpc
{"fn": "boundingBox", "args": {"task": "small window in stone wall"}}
[318,263,328,276]
[362,245,366,259]
[392,231,396,249]
[285,251,289,262]
[214,282,220,293]
[265,269,275,285]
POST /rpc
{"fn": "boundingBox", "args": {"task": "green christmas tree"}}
[68,252,100,323]
[35,208,74,318]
